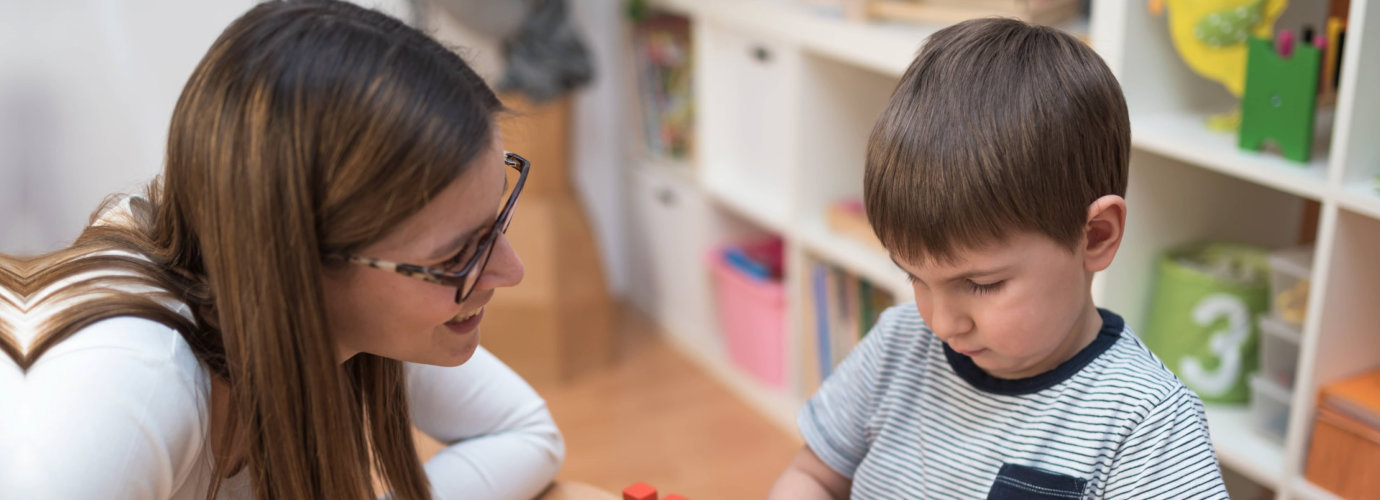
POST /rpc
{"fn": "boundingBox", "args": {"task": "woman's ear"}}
[1083,195,1126,273]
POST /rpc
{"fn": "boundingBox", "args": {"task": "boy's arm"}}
[1102,387,1229,499]
[767,446,852,500]
[772,305,916,500]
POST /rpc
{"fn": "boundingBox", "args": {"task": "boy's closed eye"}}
[892,256,1009,295]
[904,274,1005,295]
[965,280,1005,294]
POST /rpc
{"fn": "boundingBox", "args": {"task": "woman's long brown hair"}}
[0,1,504,498]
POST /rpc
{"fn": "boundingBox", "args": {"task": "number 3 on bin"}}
[1180,294,1250,398]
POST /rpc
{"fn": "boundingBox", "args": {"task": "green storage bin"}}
[1141,242,1271,403]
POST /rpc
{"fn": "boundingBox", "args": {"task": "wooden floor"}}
[414,306,801,499]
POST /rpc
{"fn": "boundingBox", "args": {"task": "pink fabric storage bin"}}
[708,240,786,390]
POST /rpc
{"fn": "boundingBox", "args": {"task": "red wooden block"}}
[664,495,690,500]
[623,482,658,500]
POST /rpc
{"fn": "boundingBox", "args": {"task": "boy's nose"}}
[927,301,974,341]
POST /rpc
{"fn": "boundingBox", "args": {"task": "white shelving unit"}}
[623,1,1380,498]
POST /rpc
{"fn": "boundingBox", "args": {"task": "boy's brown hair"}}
[865,17,1129,265]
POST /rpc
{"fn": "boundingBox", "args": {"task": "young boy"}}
[768,18,1228,499]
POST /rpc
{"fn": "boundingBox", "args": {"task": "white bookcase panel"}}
[1331,0,1380,188]
[695,20,800,230]
[625,166,722,352]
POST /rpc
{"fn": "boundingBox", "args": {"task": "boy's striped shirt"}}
[800,304,1229,499]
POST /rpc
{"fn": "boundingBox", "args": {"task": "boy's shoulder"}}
[1082,318,1206,413]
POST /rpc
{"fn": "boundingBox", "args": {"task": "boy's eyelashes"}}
[905,274,1006,295]
[966,280,1005,295]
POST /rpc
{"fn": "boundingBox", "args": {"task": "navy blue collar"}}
[944,308,1123,395]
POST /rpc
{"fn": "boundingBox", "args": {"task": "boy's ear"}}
[1083,195,1126,273]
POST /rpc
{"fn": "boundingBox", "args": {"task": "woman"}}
[0,1,562,498]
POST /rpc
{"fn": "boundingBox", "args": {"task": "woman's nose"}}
[477,233,524,290]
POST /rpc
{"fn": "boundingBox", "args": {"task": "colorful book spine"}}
[812,263,832,381]
[806,262,897,390]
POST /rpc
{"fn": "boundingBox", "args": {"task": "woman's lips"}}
[444,308,484,334]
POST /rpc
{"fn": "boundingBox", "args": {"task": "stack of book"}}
[631,13,694,160]
[800,263,896,394]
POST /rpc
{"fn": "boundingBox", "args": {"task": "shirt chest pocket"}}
[986,463,1088,500]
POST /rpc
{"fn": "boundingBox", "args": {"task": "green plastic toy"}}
[1239,36,1322,163]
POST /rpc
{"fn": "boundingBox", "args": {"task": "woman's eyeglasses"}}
[330,152,529,303]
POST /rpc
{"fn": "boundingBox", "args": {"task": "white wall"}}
[0,0,629,297]
[568,0,631,297]
[0,0,411,255]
